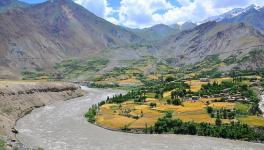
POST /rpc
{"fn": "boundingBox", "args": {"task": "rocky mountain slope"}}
[161,22,264,66]
[0,1,264,79]
[204,4,264,33]
[129,24,179,41]
[0,0,141,79]
[0,0,27,12]
[221,6,264,33]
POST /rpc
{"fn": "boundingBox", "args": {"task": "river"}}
[16,88,264,150]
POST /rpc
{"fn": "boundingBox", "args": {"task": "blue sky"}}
[20,0,264,28]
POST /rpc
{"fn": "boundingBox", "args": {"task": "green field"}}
[0,140,6,150]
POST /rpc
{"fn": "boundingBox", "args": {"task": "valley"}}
[15,88,264,150]
[1,0,264,149]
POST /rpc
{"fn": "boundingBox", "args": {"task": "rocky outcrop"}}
[0,81,85,137]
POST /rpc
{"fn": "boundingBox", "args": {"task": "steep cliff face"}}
[0,81,84,137]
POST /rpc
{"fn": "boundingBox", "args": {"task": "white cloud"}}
[74,0,110,18]
[73,0,264,28]
[118,0,174,28]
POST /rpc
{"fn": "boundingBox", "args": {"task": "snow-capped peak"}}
[202,4,262,23]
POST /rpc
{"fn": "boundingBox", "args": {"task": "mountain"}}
[170,22,197,31]
[204,5,262,22]
[203,4,264,33]
[180,22,197,31]
[0,0,141,78]
[170,23,180,31]
[129,24,179,41]
[220,5,264,33]
[0,0,264,79]
[129,22,197,42]
[161,21,264,66]
[0,0,27,12]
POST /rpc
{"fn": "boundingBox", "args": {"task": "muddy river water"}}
[16,88,264,150]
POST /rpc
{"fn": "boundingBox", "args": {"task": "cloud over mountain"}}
[73,0,264,28]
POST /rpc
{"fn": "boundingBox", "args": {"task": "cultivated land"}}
[91,75,264,133]
[0,80,84,138]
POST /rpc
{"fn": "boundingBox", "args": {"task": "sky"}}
[20,0,264,28]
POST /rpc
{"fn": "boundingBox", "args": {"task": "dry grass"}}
[211,77,232,83]
[129,117,158,128]
[175,113,215,124]
[163,91,172,98]
[129,109,164,128]
[185,80,208,92]
[237,116,264,127]
[117,78,143,85]
[96,115,135,129]
[97,99,238,129]
[147,75,159,80]
[153,105,182,111]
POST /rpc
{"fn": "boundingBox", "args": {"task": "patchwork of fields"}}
[95,76,264,130]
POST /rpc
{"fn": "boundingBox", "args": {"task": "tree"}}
[215,117,222,126]
[165,76,175,82]
[149,102,157,108]
[172,99,181,106]
[206,106,213,114]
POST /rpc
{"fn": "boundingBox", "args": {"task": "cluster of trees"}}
[85,104,98,123]
[199,81,260,115]
[151,82,189,99]
[171,89,187,99]
[167,99,182,106]
[199,81,233,96]
[206,106,236,119]
[146,112,264,142]
[105,90,144,104]
[89,83,119,88]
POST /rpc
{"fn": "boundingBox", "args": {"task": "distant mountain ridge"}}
[0,0,264,79]
[129,24,179,41]
[203,4,264,33]
[130,22,197,41]
[203,4,262,23]
[0,0,27,12]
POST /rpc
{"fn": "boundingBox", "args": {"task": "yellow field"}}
[129,109,163,128]
[209,102,235,109]
[117,78,143,85]
[185,80,208,92]
[147,75,159,80]
[238,116,264,127]
[96,115,135,129]
[211,77,232,83]
[153,105,181,111]
[163,91,172,98]
[97,99,239,129]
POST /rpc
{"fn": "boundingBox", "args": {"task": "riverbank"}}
[16,88,264,150]
[0,80,85,139]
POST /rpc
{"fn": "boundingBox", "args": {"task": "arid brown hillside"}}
[0,0,141,79]
[0,1,264,79]
[161,22,264,66]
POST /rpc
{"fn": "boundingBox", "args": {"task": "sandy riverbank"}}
[0,80,85,138]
